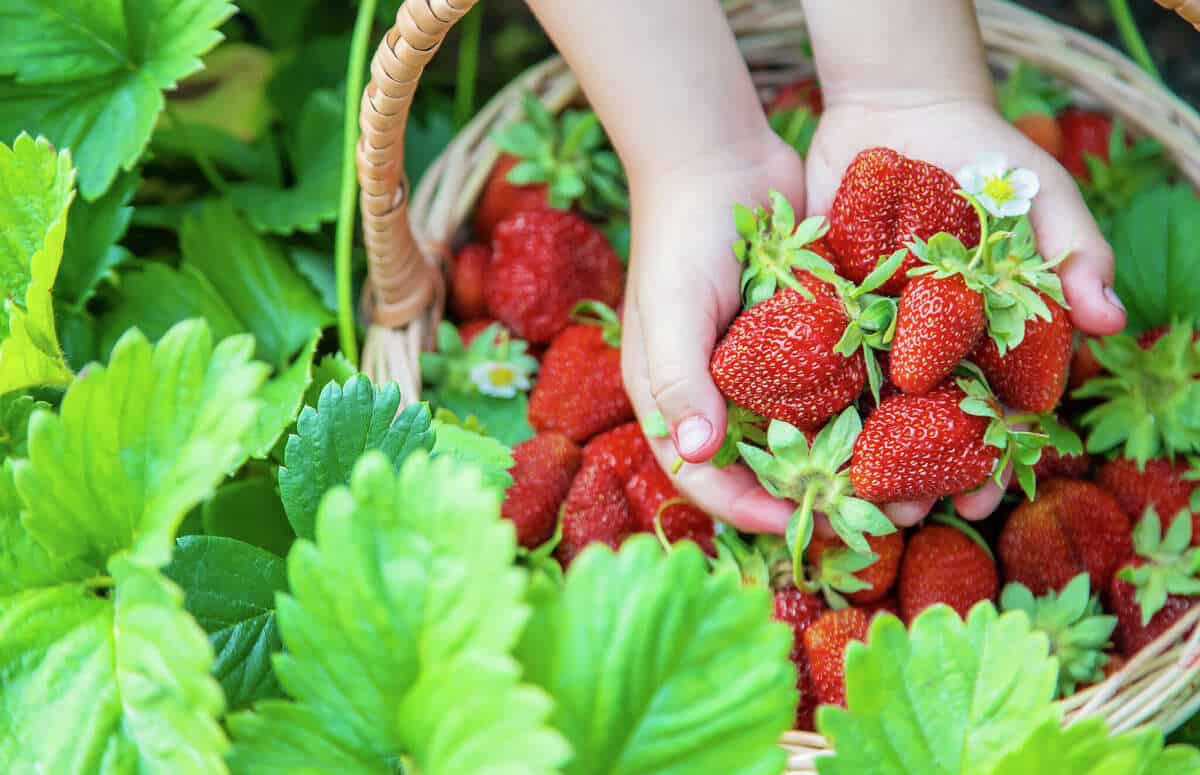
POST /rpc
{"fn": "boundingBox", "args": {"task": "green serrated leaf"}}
[242,333,318,460]
[56,170,137,308]
[517,537,794,774]
[430,419,515,492]
[279,376,434,541]
[200,476,295,559]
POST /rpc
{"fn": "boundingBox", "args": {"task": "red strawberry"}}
[458,318,500,347]
[528,305,633,442]
[1058,109,1113,181]
[969,293,1073,413]
[768,77,823,115]
[889,274,985,394]
[624,458,715,554]
[473,155,551,241]
[859,596,900,620]
[806,235,838,265]
[899,522,998,623]
[827,148,979,295]
[582,421,652,482]
[1014,112,1065,159]
[802,608,870,708]
[1096,458,1199,544]
[449,243,492,321]
[998,479,1132,596]
[1068,336,1104,390]
[501,433,582,548]
[851,380,999,503]
[772,587,827,730]
[486,210,624,344]
[710,272,865,430]
[556,462,638,567]
[805,531,905,605]
[1008,445,1091,493]
[1109,559,1196,657]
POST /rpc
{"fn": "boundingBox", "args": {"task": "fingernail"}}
[675,415,713,457]
[1104,286,1125,313]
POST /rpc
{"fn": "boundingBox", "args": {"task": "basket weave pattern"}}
[358,1,1200,771]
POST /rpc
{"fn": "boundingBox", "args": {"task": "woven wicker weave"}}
[357,1,1200,771]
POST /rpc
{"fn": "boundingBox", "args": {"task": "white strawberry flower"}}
[470,361,531,398]
[955,152,1040,218]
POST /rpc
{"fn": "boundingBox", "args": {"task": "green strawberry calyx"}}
[1118,507,1200,625]
[710,527,774,588]
[420,321,539,399]
[732,190,834,307]
[492,91,629,217]
[711,402,768,469]
[570,300,622,348]
[1000,573,1116,697]
[808,544,880,609]
[829,250,904,405]
[1080,120,1170,232]
[738,407,895,587]
[1073,321,1200,468]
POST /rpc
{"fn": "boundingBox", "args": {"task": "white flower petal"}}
[976,192,1003,218]
[995,198,1032,217]
[1008,168,1041,200]
[956,165,986,194]
[975,152,1010,179]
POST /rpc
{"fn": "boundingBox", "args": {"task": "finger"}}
[953,466,1012,520]
[1028,163,1126,336]
[883,499,936,527]
[633,273,729,464]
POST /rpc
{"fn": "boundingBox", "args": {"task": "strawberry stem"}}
[791,481,821,586]
[959,190,992,271]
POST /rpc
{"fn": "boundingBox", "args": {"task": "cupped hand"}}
[804,95,1128,524]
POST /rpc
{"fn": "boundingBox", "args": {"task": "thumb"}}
[631,286,729,464]
[1029,164,1126,336]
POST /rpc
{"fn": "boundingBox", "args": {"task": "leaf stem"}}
[334,0,379,367]
[165,105,228,193]
[1109,0,1162,82]
[454,3,484,129]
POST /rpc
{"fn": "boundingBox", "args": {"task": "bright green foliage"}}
[278,376,434,540]
[0,555,228,774]
[817,603,1059,775]
[712,403,768,468]
[956,368,1057,498]
[732,191,834,307]
[57,171,138,307]
[165,43,275,142]
[997,63,1071,121]
[991,717,1200,775]
[227,452,569,774]
[517,537,795,775]
[0,0,236,199]
[304,352,357,408]
[1074,323,1200,466]
[768,107,817,157]
[201,476,296,558]
[430,416,517,492]
[1118,508,1200,625]
[0,460,92,596]
[1081,124,1171,236]
[0,134,76,392]
[229,90,343,235]
[164,535,289,711]
[1000,574,1116,696]
[14,320,268,570]
[0,392,48,460]
[242,333,318,460]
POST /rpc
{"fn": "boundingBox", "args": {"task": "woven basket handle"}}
[357,0,479,329]
[1157,0,1200,30]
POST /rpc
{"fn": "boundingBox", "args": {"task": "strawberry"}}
[528,302,633,442]
[899,520,998,623]
[473,155,551,242]
[767,77,823,115]
[1108,510,1200,656]
[802,608,870,708]
[858,596,900,620]
[501,433,582,548]
[889,273,985,394]
[850,380,999,503]
[1068,336,1104,390]
[1014,113,1064,159]
[1058,109,1113,181]
[805,531,904,606]
[624,457,715,554]
[1074,323,1200,468]
[969,293,1073,413]
[772,587,827,730]
[486,210,624,344]
[998,478,1132,596]
[556,462,638,568]
[449,243,492,321]
[582,421,652,482]
[1096,457,1199,542]
[827,147,979,295]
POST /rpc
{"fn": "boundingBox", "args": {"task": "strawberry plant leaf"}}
[13,320,269,570]
[227,452,569,774]
[430,418,516,492]
[180,200,331,370]
[201,476,296,559]
[278,376,434,541]
[0,460,92,596]
[165,43,274,143]
[151,123,283,185]
[817,603,1059,775]
[433,389,535,447]
[56,171,137,308]
[0,0,236,200]
[0,134,76,392]
[229,89,342,235]
[990,716,1199,775]
[516,536,795,775]
[164,535,289,712]
[304,352,357,409]
[0,554,228,773]
[242,333,318,460]
[0,392,47,460]
[98,262,246,358]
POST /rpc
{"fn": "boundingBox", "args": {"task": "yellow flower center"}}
[982,175,1015,203]
[488,366,516,387]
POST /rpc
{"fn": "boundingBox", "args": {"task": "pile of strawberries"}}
[440,82,1200,733]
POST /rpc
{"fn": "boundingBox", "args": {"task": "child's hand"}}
[804,95,1126,525]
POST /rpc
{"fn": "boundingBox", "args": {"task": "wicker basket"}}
[356,1,1200,771]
